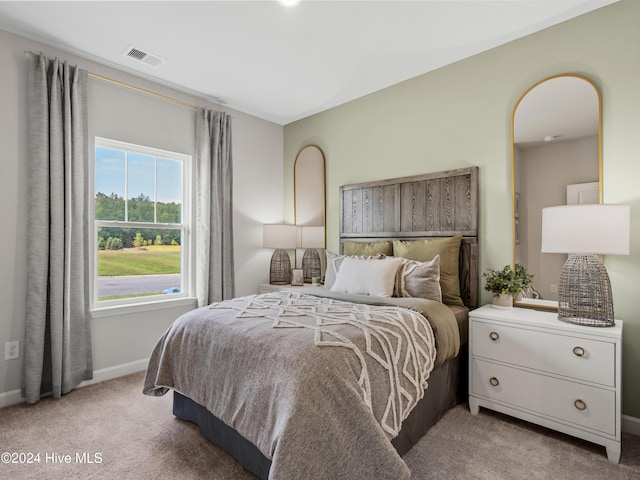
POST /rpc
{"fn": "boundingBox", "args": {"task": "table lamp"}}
[263,224,297,285]
[298,226,325,282]
[541,204,630,327]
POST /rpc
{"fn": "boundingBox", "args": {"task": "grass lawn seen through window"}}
[97,245,181,276]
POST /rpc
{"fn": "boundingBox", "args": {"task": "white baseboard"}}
[0,358,149,408]
[0,387,24,408]
[77,358,149,388]
[622,414,640,437]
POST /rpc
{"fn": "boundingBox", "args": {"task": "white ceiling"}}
[0,0,619,125]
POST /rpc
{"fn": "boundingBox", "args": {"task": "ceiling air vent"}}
[122,45,165,68]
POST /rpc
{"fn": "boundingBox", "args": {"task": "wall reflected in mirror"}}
[512,74,601,307]
[294,145,326,281]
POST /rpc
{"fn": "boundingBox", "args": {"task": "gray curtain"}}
[195,109,234,306]
[23,53,92,404]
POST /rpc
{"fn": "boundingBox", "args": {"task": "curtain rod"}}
[87,72,200,110]
[25,50,201,111]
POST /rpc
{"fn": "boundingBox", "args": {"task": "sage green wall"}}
[283,0,640,417]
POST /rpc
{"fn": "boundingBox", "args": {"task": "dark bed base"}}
[173,345,467,479]
[392,344,466,455]
[173,391,272,478]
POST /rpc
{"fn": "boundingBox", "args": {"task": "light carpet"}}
[0,372,638,479]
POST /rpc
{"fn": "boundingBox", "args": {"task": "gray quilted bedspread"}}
[143,292,455,479]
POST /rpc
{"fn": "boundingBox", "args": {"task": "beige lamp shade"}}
[263,224,297,249]
[541,205,630,255]
[297,226,325,249]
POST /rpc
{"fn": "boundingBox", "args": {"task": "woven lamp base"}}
[270,249,292,285]
[302,248,322,283]
[557,253,615,327]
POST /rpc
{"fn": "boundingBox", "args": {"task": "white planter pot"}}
[492,293,513,309]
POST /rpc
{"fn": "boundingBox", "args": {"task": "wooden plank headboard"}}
[339,167,479,308]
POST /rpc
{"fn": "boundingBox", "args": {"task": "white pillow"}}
[324,250,384,289]
[330,257,404,297]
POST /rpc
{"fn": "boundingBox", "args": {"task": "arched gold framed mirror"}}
[294,145,326,282]
[512,74,602,309]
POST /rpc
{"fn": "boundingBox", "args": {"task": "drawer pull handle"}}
[574,399,587,411]
[489,332,500,341]
[573,346,585,357]
[489,377,500,387]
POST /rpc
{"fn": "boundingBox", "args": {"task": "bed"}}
[144,166,479,479]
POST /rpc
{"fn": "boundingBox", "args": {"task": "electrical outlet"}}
[5,341,19,360]
[550,284,558,294]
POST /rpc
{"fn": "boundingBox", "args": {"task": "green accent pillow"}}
[393,236,463,306]
[343,241,393,257]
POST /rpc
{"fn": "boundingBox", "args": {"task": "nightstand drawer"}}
[472,320,615,387]
[472,359,615,435]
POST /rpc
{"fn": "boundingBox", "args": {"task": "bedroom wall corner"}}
[0,28,284,404]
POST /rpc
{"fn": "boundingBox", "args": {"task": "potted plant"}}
[482,265,518,309]
[513,263,534,301]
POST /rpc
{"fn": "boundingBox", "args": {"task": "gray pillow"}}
[394,255,442,302]
[393,236,462,306]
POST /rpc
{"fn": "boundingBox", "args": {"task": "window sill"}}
[91,296,197,319]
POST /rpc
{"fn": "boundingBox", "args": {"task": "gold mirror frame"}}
[511,74,602,309]
[294,145,326,277]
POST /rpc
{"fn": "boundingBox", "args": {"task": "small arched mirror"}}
[294,145,326,282]
[512,74,602,308]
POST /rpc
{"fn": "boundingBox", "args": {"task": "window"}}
[93,138,191,309]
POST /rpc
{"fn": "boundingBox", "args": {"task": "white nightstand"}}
[468,305,622,463]
[258,283,320,295]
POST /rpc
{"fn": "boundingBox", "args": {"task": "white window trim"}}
[90,137,194,315]
[90,296,197,319]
